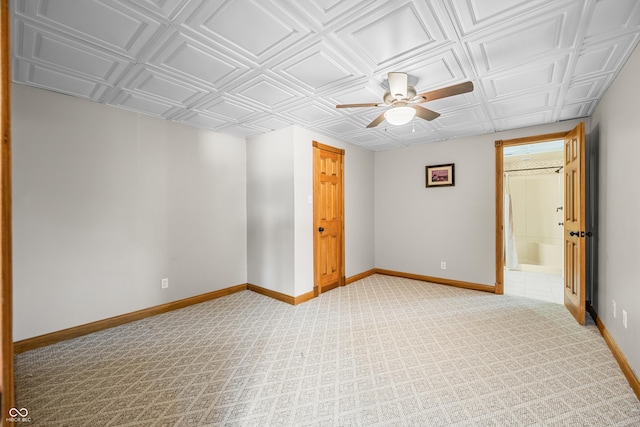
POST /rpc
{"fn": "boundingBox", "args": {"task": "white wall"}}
[510,173,563,269]
[589,44,640,376]
[374,119,585,286]
[246,127,295,296]
[292,128,313,296]
[246,126,375,297]
[13,84,374,342]
[12,84,247,341]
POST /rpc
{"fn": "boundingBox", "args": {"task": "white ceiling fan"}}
[336,72,474,127]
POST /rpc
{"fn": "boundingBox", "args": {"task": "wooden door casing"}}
[494,131,568,295]
[313,141,344,296]
[1,0,14,415]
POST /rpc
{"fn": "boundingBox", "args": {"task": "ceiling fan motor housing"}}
[383,86,417,104]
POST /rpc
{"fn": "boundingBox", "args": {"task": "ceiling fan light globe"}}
[384,106,415,126]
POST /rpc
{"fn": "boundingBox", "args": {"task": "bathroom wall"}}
[508,172,563,273]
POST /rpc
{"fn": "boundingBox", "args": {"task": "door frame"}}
[312,141,345,297]
[1,0,14,415]
[495,131,569,295]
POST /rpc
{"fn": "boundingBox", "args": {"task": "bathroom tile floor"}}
[504,268,564,304]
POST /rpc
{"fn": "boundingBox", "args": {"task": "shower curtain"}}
[504,174,519,269]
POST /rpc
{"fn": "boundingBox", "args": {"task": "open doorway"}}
[502,140,564,304]
[495,122,594,325]
[496,124,587,324]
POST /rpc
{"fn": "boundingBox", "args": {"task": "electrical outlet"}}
[613,300,617,318]
[161,278,169,289]
[622,310,628,329]
[441,262,446,270]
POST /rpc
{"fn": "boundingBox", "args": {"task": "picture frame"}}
[426,163,455,187]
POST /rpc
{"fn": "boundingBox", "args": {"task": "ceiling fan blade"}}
[366,112,387,128]
[336,102,381,109]
[413,105,440,121]
[388,72,408,99]
[417,81,474,103]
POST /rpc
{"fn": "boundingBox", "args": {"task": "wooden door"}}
[564,123,586,325]
[1,0,14,415]
[313,141,344,296]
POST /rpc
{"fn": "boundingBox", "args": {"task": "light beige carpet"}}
[14,274,640,426]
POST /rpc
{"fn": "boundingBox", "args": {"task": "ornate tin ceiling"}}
[10,0,640,150]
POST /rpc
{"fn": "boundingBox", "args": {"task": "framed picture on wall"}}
[426,163,455,187]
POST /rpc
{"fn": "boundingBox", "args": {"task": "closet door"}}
[313,141,344,296]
